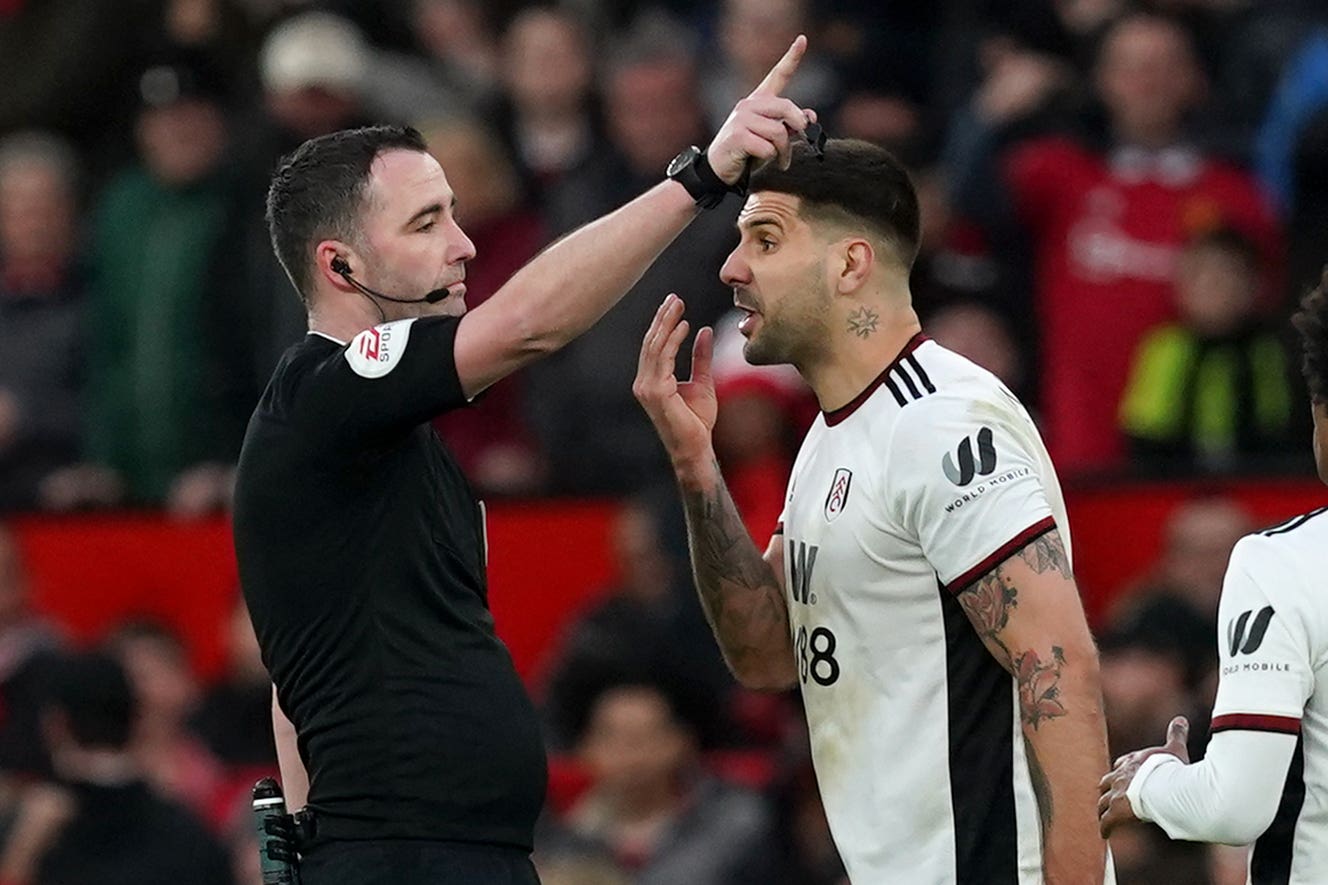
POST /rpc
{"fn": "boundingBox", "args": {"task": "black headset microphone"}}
[331,255,452,305]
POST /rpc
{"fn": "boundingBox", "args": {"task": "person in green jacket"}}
[44,55,250,513]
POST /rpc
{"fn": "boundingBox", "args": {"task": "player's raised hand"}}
[1097,715,1191,837]
[633,294,717,468]
[707,35,818,183]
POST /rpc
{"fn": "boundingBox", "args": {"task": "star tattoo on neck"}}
[847,307,880,338]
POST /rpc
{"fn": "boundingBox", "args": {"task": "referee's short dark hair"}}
[266,125,429,304]
[749,137,922,271]
[1293,267,1328,404]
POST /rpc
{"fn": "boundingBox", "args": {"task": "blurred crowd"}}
[4,0,1328,515]
[2,0,1327,883]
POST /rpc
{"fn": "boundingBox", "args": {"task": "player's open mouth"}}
[736,305,760,335]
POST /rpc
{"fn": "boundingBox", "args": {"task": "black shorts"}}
[300,839,540,885]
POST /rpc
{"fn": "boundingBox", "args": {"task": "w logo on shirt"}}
[942,427,997,487]
[1227,606,1275,656]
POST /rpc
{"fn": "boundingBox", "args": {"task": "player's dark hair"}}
[47,652,136,750]
[266,125,429,304]
[749,137,922,269]
[1292,267,1328,404]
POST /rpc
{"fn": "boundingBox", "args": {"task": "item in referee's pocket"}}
[252,778,301,884]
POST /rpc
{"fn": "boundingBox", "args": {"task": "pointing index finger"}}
[749,34,807,98]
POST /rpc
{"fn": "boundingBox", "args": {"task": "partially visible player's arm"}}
[680,462,795,690]
[633,297,795,690]
[1115,724,1296,844]
[272,687,309,810]
[453,38,814,399]
[957,529,1110,882]
[1100,534,1312,844]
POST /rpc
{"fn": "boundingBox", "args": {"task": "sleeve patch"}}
[344,318,418,378]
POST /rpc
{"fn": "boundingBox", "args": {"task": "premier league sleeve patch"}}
[344,318,418,378]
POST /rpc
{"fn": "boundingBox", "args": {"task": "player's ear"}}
[835,238,875,295]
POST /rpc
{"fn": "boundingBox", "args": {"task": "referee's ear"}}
[315,240,360,294]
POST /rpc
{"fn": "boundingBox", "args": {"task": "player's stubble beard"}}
[742,258,832,372]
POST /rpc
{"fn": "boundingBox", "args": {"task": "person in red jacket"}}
[948,11,1282,472]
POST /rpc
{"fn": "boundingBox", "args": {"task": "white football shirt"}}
[1131,506,1328,883]
[777,335,1093,884]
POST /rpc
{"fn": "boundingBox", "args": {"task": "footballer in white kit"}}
[636,137,1113,885]
[1100,273,1328,885]
[778,333,1092,883]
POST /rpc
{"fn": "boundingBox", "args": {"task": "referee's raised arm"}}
[451,35,816,400]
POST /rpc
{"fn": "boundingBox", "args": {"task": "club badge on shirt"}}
[824,468,853,522]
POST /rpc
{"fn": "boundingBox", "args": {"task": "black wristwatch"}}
[666,145,742,209]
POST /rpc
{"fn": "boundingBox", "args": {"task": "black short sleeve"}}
[296,316,468,444]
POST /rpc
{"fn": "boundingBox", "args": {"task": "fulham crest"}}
[824,468,852,522]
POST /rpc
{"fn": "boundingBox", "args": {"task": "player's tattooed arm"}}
[955,528,1110,879]
[681,459,796,690]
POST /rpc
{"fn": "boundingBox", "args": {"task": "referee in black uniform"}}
[232,39,815,885]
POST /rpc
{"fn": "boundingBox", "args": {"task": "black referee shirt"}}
[233,316,546,850]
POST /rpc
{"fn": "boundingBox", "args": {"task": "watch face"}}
[667,147,697,177]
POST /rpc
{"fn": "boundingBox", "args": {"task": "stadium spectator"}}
[44,54,247,514]
[106,621,227,830]
[0,652,231,885]
[542,493,730,750]
[420,118,546,496]
[0,132,86,512]
[1121,228,1296,473]
[948,11,1282,473]
[537,678,774,885]
[530,11,737,494]
[220,11,378,391]
[702,0,840,130]
[192,597,276,768]
[491,6,607,206]
[1118,495,1255,627]
[753,755,847,885]
[925,300,1026,400]
[366,0,501,124]
[0,527,64,779]
[0,0,154,165]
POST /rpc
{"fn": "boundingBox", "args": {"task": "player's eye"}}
[758,237,776,252]
[417,220,436,232]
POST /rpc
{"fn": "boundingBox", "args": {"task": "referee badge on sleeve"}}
[345,318,418,378]
[824,468,852,522]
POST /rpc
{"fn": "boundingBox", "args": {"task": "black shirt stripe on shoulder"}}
[823,332,929,425]
[906,354,936,393]
[894,363,923,400]
[883,376,907,407]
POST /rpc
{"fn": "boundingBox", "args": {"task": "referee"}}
[232,39,815,885]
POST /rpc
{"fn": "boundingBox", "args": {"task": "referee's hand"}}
[706,35,818,183]
[1097,715,1190,837]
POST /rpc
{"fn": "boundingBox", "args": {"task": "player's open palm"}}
[633,294,716,466]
